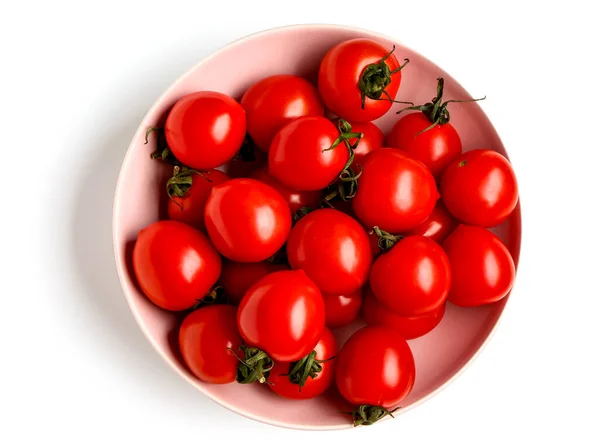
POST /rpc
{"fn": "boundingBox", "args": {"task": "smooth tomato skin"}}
[132,221,222,311]
[179,305,242,384]
[370,235,451,316]
[387,112,462,179]
[352,148,439,233]
[287,209,372,295]
[167,170,230,230]
[165,91,246,170]
[318,38,403,122]
[241,75,324,152]
[362,288,445,339]
[251,166,322,213]
[347,121,384,171]
[204,178,292,262]
[269,116,348,191]
[441,149,519,228]
[269,328,337,400]
[237,270,326,362]
[219,261,288,305]
[323,289,363,328]
[405,200,458,244]
[336,325,415,408]
[443,225,515,307]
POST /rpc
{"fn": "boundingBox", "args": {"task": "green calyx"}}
[348,405,400,427]
[230,346,274,385]
[358,46,410,108]
[166,165,209,200]
[189,285,227,311]
[146,126,181,165]
[372,226,403,251]
[285,350,334,391]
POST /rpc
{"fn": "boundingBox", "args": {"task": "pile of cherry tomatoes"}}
[132,38,518,427]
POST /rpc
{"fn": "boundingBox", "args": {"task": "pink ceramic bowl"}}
[113,24,521,430]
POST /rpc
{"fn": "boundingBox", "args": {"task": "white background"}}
[2,1,599,446]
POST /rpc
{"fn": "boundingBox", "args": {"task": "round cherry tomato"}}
[318,38,407,122]
[347,121,384,171]
[404,200,458,244]
[167,169,230,230]
[204,178,291,262]
[250,166,321,213]
[165,91,246,170]
[269,116,350,191]
[132,221,221,311]
[441,149,519,228]
[352,148,439,233]
[336,325,415,408]
[219,261,287,305]
[179,305,242,384]
[269,328,337,399]
[323,289,363,328]
[241,75,324,152]
[237,270,325,362]
[443,225,515,307]
[287,209,372,295]
[362,288,445,339]
[369,235,451,316]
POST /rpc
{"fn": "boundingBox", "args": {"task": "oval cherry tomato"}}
[441,149,519,228]
[241,74,324,152]
[165,91,246,170]
[347,121,384,171]
[369,235,451,316]
[204,178,291,262]
[287,209,372,295]
[404,200,458,244]
[237,270,325,362]
[362,288,445,339]
[167,169,230,230]
[219,261,287,305]
[132,221,221,311]
[269,328,337,400]
[269,116,350,191]
[443,225,515,307]
[179,305,242,384]
[323,289,363,328]
[352,148,439,233]
[318,38,407,122]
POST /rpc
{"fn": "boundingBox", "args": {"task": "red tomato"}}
[347,121,384,170]
[165,91,246,170]
[443,225,515,307]
[269,328,337,399]
[219,261,288,305]
[132,221,221,311]
[441,149,519,228]
[323,289,363,328]
[237,270,325,362]
[167,169,230,230]
[362,288,445,339]
[241,75,324,152]
[179,305,242,384]
[287,209,372,295]
[404,200,458,244]
[336,325,415,408]
[352,148,439,233]
[369,235,451,316]
[269,116,350,191]
[204,178,291,262]
[318,39,407,122]
[250,166,322,213]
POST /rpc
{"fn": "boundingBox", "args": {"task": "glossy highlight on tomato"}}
[323,289,363,328]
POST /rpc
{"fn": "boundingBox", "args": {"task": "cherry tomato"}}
[219,261,287,305]
[287,209,372,295]
[318,39,407,122]
[241,75,324,152]
[441,149,519,228]
[352,148,439,233]
[167,169,230,230]
[179,305,242,384]
[404,200,458,244]
[268,328,337,399]
[362,288,445,339]
[204,178,291,262]
[165,91,246,170]
[132,221,221,311]
[251,166,321,213]
[323,289,363,328]
[443,225,515,307]
[369,235,451,316]
[347,121,384,171]
[237,270,325,362]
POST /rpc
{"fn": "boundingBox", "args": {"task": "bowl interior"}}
[113,25,521,430]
